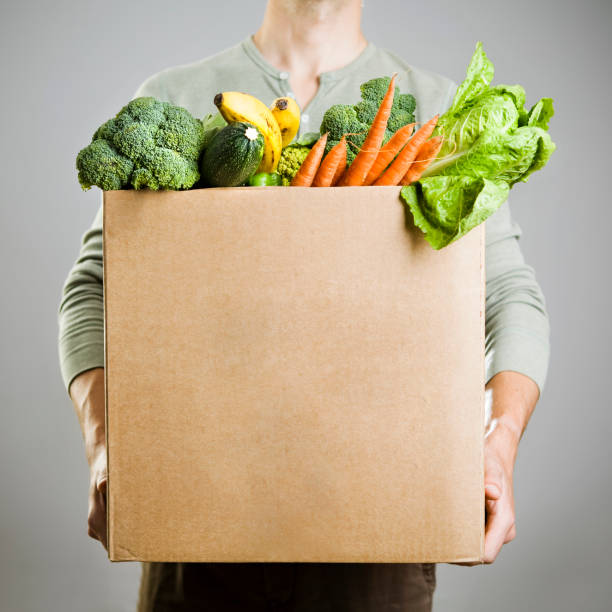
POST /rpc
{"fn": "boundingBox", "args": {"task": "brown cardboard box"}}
[103,186,485,563]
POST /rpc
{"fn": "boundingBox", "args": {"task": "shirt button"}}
[302,114,309,123]
[286,91,295,98]
[279,71,289,80]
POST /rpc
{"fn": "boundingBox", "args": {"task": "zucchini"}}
[200,121,265,187]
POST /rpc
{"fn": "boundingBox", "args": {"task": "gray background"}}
[1,0,610,610]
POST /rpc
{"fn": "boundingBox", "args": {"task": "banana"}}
[214,91,282,173]
[270,97,301,147]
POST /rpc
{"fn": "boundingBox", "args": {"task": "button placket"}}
[278,71,292,99]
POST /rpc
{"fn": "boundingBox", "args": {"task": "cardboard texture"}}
[103,186,485,563]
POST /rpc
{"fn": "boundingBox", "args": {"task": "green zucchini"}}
[200,121,265,187]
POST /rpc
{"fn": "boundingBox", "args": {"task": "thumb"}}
[485,482,502,500]
[96,472,108,493]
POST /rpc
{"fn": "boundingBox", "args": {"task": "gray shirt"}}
[58,36,550,395]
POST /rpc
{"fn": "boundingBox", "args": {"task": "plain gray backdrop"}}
[1,0,610,610]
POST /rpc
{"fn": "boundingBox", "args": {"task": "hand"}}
[68,367,108,551]
[454,418,520,566]
[451,369,540,567]
[87,442,108,550]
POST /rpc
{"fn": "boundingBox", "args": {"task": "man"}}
[59,0,550,610]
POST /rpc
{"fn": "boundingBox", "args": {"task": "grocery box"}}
[103,186,485,563]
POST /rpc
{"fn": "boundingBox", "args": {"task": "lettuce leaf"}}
[525,97,554,130]
[446,41,494,116]
[401,177,509,250]
[430,126,555,186]
[201,112,227,149]
[402,42,556,249]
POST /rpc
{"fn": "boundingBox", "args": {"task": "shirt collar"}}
[240,35,377,83]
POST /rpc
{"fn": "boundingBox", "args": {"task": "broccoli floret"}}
[319,105,365,165]
[355,77,417,129]
[320,76,416,165]
[277,144,311,185]
[388,94,417,134]
[76,139,134,191]
[76,97,205,191]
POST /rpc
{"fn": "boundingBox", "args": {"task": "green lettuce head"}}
[401,42,556,249]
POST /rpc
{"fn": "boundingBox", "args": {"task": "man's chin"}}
[279,0,354,17]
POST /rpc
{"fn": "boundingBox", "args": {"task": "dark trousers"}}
[137,562,436,611]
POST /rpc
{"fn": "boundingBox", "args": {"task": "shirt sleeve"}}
[484,198,551,395]
[57,74,169,395]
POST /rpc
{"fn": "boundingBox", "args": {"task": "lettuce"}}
[402,177,509,249]
[201,112,227,149]
[431,126,555,186]
[401,42,556,249]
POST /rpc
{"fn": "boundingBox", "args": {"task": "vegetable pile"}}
[75,41,555,250]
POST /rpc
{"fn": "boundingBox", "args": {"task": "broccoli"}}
[320,76,416,164]
[76,97,206,191]
[276,144,311,185]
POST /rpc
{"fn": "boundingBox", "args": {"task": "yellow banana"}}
[270,97,301,147]
[214,91,282,173]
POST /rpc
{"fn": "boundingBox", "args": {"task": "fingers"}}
[452,427,519,567]
[449,560,480,567]
[451,503,516,566]
[87,477,108,551]
[504,524,516,544]
[483,494,515,563]
[484,460,503,501]
[96,475,107,498]
[484,482,501,500]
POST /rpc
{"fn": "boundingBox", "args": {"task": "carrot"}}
[290,132,328,186]
[400,136,443,185]
[373,115,439,186]
[339,74,398,186]
[331,154,347,186]
[363,123,415,186]
[313,136,347,187]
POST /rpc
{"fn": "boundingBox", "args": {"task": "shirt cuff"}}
[485,329,550,395]
[60,339,105,396]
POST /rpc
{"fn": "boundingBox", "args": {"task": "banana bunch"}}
[214,92,301,173]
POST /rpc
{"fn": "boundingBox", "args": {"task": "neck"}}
[253,0,367,78]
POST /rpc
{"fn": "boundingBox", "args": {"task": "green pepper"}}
[248,172,282,186]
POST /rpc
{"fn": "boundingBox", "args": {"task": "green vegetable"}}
[200,121,265,187]
[320,77,416,164]
[248,172,282,186]
[76,97,206,191]
[201,111,227,149]
[295,132,321,146]
[401,42,556,249]
[401,177,509,248]
[277,144,311,185]
[355,78,416,134]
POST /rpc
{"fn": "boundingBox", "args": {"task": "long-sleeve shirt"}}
[58,36,551,397]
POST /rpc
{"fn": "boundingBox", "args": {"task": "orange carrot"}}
[373,115,439,186]
[400,136,443,185]
[363,123,415,185]
[331,154,347,186]
[290,132,328,186]
[313,136,347,187]
[339,74,398,186]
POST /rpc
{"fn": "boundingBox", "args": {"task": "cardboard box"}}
[103,186,485,563]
